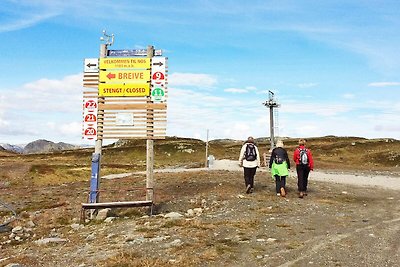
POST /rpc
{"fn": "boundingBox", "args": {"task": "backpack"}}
[244,143,257,161]
[273,148,285,164]
[298,148,308,165]
[274,155,285,164]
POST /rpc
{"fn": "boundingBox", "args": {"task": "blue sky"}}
[0,0,399,145]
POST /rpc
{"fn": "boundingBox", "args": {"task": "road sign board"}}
[152,71,165,84]
[84,127,97,139]
[108,49,162,57]
[151,57,166,72]
[99,57,150,70]
[151,86,166,103]
[84,58,99,72]
[84,113,97,123]
[83,98,98,140]
[84,99,98,111]
[99,83,150,97]
[116,113,134,126]
[99,70,150,83]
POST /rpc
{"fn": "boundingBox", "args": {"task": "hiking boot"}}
[299,192,304,198]
[250,188,254,193]
[246,184,251,194]
[280,187,286,197]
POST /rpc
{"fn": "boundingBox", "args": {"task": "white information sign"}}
[151,57,167,103]
[84,58,99,73]
[116,113,134,126]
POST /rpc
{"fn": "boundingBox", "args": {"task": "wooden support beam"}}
[99,103,167,110]
[81,200,153,209]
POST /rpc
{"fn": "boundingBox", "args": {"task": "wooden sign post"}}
[81,33,167,218]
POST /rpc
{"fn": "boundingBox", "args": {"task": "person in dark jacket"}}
[269,140,290,197]
[239,136,261,194]
[293,139,314,198]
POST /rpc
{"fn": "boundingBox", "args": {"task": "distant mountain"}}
[23,139,78,154]
[0,143,24,153]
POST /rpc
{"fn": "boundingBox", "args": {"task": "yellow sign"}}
[99,70,150,83]
[99,83,150,97]
[99,57,150,70]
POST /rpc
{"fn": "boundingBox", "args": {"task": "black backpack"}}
[273,147,286,164]
[244,143,257,161]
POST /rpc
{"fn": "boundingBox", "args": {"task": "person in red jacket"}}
[293,139,314,198]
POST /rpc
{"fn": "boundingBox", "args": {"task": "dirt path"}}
[103,159,400,190]
[209,159,400,190]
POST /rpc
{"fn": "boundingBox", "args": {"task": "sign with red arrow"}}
[99,70,150,83]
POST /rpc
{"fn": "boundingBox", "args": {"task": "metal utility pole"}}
[205,129,209,168]
[263,90,280,150]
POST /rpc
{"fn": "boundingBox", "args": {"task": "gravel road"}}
[103,159,400,191]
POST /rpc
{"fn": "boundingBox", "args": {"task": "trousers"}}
[274,175,287,193]
[243,167,257,188]
[296,164,310,192]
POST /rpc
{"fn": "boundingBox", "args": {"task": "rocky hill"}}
[23,139,78,154]
[0,143,24,153]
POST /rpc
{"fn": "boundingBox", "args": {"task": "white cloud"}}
[10,73,83,113]
[224,86,258,94]
[0,117,9,127]
[167,86,269,141]
[256,89,276,95]
[0,73,85,143]
[298,83,318,88]
[169,73,217,88]
[223,123,251,139]
[224,88,248,94]
[342,93,355,99]
[47,121,82,136]
[282,102,353,116]
[0,3,61,33]
[245,86,258,91]
[368,82,400,87]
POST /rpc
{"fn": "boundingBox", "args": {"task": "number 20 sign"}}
[83,98,98,140]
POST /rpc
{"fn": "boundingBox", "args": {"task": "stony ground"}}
[1,166,400,267]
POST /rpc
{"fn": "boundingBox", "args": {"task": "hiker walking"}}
[239,136,261,194]
[269,140,290,197]
[293,139,314,198]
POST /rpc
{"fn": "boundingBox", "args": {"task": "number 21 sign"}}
[82,98,98,140]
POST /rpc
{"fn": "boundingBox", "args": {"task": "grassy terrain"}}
[1,136,399,188]
[1,136,400,266]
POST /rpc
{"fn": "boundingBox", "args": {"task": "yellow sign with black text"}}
[99,57,150,70]
[99,70,150,83]
[99,83,150,97]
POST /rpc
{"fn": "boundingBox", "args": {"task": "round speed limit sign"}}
[84,127,97,139]
[84,99,98,111]
[152,72,165,84]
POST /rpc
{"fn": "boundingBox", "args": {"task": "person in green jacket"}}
[269,140,290,197]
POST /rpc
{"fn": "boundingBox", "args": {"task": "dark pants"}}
[243,167,257,188]
[296,164,310,192]
[274,175,286,193]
